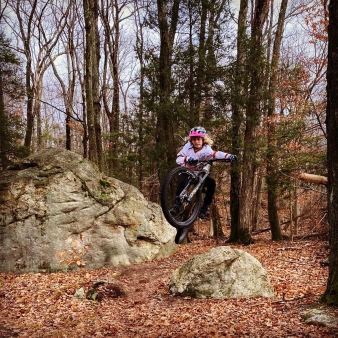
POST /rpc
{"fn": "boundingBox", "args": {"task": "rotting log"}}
[298,173,328,186]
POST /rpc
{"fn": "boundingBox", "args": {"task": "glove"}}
[187,157,198,165]
[227,154,237,162]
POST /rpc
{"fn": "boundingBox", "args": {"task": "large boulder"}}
[0,148,176,272]
[169,246,274,299]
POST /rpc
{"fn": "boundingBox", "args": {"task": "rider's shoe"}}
[170,201,181,216]
[198,205,209,219]
[175,227,190,244]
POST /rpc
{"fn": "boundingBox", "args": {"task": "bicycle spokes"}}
[161,167,202,229]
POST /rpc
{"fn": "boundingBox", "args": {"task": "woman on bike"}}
[170,126,237,220]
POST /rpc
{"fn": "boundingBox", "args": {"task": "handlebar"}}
[196,158,233,164]
[208,158,232,163]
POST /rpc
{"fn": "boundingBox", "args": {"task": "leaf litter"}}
[0,229,337,338]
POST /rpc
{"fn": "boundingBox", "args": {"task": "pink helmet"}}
[189,126,206,138]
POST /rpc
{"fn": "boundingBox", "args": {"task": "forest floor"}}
[1,223,338,338]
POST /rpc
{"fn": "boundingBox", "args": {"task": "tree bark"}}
[156,0,180,182]
[321,0,338,306]
[19,0,38,150]
[238,0,270,244]
[195,0,208,120]
[100,0,121,172]
[210,202,224,241]
[84,0,102,169]
[252,170,263,231]
[229,0,248,243]
[266,0,288,241]
[298,173,328,185]
[14,0,70,151]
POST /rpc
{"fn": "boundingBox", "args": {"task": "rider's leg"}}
[170,173,189,216]
[199,176,216,219]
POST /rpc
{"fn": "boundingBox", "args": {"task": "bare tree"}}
[0,0,9,21]
[5,0,71,151]
[156,0,180,181]
[100,0,134,172]
[49,1,79,151]
[321,0,338,306]
[239,0,270,244]
[83,0,102,169]
[266,0,288,241]
[229,0,248,243]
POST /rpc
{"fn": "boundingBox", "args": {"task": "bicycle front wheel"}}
[161,167,202,229]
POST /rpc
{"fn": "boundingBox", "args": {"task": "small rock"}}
[302,309,338,328]
[74,287,85,299]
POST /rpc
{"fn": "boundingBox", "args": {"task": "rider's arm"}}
[176,143,194,166]
[205,146,234,160]
[176,154,186,166]
[213,150,233,160]
[176,144,188,166]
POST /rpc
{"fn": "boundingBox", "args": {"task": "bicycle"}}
[160,158,232,230]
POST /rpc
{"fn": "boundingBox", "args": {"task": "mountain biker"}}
[170,126,237,220]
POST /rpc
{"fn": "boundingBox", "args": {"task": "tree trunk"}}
[21,0,38,150]
[134,8,146,191]
[229,0,248,243]
[188,3,195,123]
[321,0,338,306]
[266,0,288,241]
[93,14,103,171]
[298,173,328,185]
[111,0,120,171]
[238,0,270,245]
[195,0,208,120]
[100,0,120,173]
[84,0,102,169]
[210,202,224,242]
[156,0,180,182]
[24,66,34,150]
[34,83,43,150]
[252,170,263,231]
[0,66,6,168]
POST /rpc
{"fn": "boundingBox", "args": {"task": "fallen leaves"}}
[0,231,337,337]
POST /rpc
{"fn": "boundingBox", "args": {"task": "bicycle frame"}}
[179,163,211,204]
[160,158,232,229]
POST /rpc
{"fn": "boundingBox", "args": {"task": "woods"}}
[0,0,337,307]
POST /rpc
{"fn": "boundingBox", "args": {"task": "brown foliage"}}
[0,229,337,337]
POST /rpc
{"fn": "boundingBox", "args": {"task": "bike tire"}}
[161,166,202,229]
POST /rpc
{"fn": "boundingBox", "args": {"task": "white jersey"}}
[176,142,231,170]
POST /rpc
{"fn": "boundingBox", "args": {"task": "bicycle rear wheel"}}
[161,167,202,229]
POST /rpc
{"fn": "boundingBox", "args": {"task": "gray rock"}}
[169,246,274,299]
[0,148,176,272]
[302,309,338,328]
[74,287,85,299]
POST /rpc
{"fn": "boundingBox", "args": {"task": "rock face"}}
[169,246,274,299]
[0,148,176,272]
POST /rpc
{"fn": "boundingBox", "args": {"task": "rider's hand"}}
[187,157,198,165]
[227,154,237,162]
